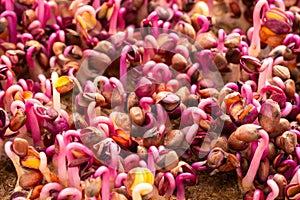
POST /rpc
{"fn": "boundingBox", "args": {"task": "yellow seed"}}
[106,6,114,21]
[21,156,41,169]
[125,167,154,196]
[54,76,75,94]
[27,147,40,158]
[76,15,87,30]
[82,11,97,30]
[97,3,108,19]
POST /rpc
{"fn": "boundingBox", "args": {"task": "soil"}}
[0,154,243,200]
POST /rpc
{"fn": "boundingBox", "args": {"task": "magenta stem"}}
[26,46,37,69]
[120,45,131,88]
[148,146,160,176]
[163,172,176,197]
[25,99,43,146]
[140,97,154,113]
[37,0,45,28]
[176,173,195,200]
[10,100,25,115]
[56,134,68,187]
[118,7,126,31]
[4,0,13,11]
[109,0,120,34]
[0,11,17,43]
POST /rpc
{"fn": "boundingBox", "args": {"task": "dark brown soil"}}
[0,154,243,200]
[0,155,17,200]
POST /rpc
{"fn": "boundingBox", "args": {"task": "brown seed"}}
[85,177,101,197]
[171,53,188,72]
[267,142,277,161]
[270,118,290,138]
[257,159,269,182]
[9,109,26,131]
[297,114,300,123]
[273,174,287,199]
[0,17,8,39]
[275,131,297,154]
[130,106,145,126]
[163,130,184,147]
[214,53,228,71]
[111,192,128,200]
[18,0,35,5]
[12,138,28,158]
[195,32,217,50]
[52,42,66,56]
[22,9,36,27]
[25,40,41,52]
[127,92,139,111]
[284,79,296,99]
[258,99,281,133]
[110,112,132,134]
[273,65,290,80]
[174,22,196,40]
[94,40,115,57]
[234,124,260,142]
[143,127,162,148]
[155,150,179,172]
[224,33,241,48]
[19,169,43,189]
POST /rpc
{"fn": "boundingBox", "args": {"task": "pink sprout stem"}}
[56,134,68,187]
[39,183,63,200]
[115,172,127,187]
[242,129,269,191]
[258,57,273,93]
[148,146,160,176]
[248,0,269,57]
[266,178,279,200]
[120,45,131,88]
[161,172,176,197]
[176,173,195,200]
[57,187,82,200]
[65,142,94,189]
[217,29,226,53]
[140,97,154,113]
[185,123,200,144]
[94,166,111,200]
[92,0,101,10]
[196,15,210,36]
